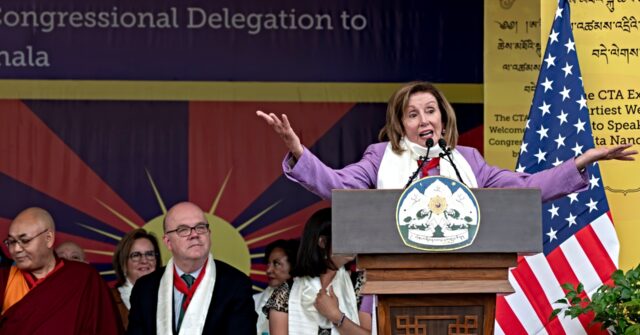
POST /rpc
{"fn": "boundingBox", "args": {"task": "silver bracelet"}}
[333,312,346,328]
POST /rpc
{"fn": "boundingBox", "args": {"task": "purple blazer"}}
[283,142,588,203]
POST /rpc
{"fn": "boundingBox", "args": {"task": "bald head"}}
[56,241,86,263]
[12,207,56,233]
[8,207,57,277]
[163,202,206,232]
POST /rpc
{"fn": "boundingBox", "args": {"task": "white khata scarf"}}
[254,286,275,335]
[157,254,216,335]
[377,137,478,189]
[288,267,359,334]
[117,278,134,310]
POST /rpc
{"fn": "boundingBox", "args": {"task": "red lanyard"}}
[173,259,208,311]
[418,157,440,177]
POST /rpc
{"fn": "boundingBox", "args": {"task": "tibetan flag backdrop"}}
[0,0,485,291]
[495,0,618,334]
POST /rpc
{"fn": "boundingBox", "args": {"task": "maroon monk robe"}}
[0,261,124,335]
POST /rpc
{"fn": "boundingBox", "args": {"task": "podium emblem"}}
[396,176,480,251]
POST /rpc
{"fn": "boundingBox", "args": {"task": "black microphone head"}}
[438,138,447,149]
[425,138,434,148]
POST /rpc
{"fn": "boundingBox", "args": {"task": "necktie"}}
[177,274,195,331]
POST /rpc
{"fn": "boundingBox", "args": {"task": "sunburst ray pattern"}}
[0,99,473,291]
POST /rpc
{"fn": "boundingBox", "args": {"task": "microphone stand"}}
[439,148,466,186]
[404,139,434,189]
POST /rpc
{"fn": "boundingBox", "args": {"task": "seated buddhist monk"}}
[0,207,123,334]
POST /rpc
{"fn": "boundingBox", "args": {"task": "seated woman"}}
[264,208,372,335]
[257,81,636,201]
[111,228,162,330]
[254,238,299,335]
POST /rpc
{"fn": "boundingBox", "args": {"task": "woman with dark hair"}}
[257,81,635,201]
[264,208,371,335]
[254,238,299,335]
[111,228,161,330]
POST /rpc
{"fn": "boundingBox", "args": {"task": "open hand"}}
[576,144,638,170]
[256,111,304,159]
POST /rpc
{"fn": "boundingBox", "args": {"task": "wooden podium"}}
[332,188,542,335]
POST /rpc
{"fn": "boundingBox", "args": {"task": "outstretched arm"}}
[462,144,636,202]
[258,110,383,199]
[256,111,304,159]
[575,144,637,170]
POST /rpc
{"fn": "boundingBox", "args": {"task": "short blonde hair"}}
[378,82,459,154]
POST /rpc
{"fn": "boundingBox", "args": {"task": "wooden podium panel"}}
[378,294,495,335]
[359,253,517,295]
[360,253,515,334]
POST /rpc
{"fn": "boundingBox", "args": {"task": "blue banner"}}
[0,0,482,82]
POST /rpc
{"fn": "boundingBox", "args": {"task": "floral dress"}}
[262,271,365,335]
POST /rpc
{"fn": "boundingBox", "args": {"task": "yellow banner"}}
[484,0,541,169]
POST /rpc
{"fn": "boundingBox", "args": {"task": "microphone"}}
[426,138,435,151]
[438,138,447,152]
[404,138,435,189]
[437,139,466,186]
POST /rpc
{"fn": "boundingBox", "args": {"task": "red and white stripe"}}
[495,212,618,334]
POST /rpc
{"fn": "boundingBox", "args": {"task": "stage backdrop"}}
[0,0,483,290]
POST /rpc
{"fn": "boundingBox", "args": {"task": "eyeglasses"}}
[165,223,209,237]
[129,250,158,263]
[3,229,49,249]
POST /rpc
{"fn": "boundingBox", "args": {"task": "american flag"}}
[494,0,618,334]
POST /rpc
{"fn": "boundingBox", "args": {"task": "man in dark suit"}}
[127,202,256,335]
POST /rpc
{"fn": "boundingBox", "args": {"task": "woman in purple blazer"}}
[257,81,635,202]
[257,81,635,335]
